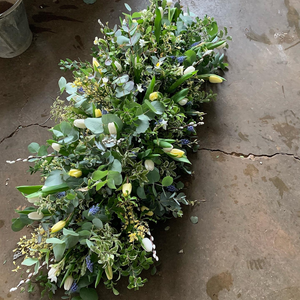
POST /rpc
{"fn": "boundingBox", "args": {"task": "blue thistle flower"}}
[69,282,78,293]
[180,139,190,145]
[169,55,176,59]
[88,205,99,215]
[86,255,94,273]
[56,192,66,199]
[187,101,193,106]
[176,56,186,64]
[167,185,177,192]
[190,41,200,48]
[78,87,84,93]
[187,125,194,132]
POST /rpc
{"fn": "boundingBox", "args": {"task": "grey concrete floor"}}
[1,0,300,299]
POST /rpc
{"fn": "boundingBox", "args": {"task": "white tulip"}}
[73,119,87,129]
[163,146,173,153]
[167,0,173,6]
[114,61,122,72]
[144,159,155,171]
[142,238,153,252]
[51,143,61,152]
[178,98,188,106]
[28,212,44,220]
[183,66,195,75]
[48,266,59,283]
[108,122,117,135]
[64,276,74,291]
[158,7,164,18]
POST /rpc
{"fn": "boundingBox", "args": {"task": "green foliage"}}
[10,0,230,298]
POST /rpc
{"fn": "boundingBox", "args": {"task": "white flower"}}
[51,143,61,152]
[102,77,109,84]
[145,160,155,171]
[74,119,87,129]
[158,7,164,18]
[94,37,100,45]
[160,119,168,130]
[183,66,195,75]
[28,212,44,220]
[27,196,40,203]
[163,146,173,152]
[64,276,74,291]
[176,66,184,76]
[139,39,147,47]
[48,266,59,283]
[114,61,122,72]
[108,122,117,135]
[142,238,153,252]
[137,84,144,93]
[178,98,188,106]
[166,0,173,6]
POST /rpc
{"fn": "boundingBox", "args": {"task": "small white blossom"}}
[160,119,168,130]
[137,84,144,93]
[139,39,146,47]
[102,77,109,84]
[48,266,59,283]
[98,19,104,27]
[94,37,100,45]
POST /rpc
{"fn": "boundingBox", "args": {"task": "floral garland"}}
[8,0,230,298]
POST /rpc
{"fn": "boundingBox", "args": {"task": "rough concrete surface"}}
[0,0,300,299]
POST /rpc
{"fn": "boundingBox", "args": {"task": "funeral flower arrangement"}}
[8,0,230,298]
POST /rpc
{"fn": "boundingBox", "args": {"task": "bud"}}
[108,122,117,135]
[51,143,61,152]
[73,119,87,129]
[93,57,100,69]
[149,92,158,101]
[209,75,223,83]
[68,169,82,178]
[183,66,195,75]
[51,220,66,233]
[114,61,122,72]
[95,109,102,118]
[64,276,74,291]
[216,41,227,49]
[105,265,113,280]
[166,0,173,6]
[144,159,155,171]
[122,183,132,196]
[27,196,40,203]
[163,147,173,153]
[28,212,44,220]
[141,238,153,252]
[170,148,185,158]
[178,98,188,106]
[158,6,164,18]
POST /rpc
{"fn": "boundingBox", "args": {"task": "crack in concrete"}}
[0,123,51,145]
[199,148,300,161]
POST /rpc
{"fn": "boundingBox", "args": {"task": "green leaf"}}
[171,88,189,103]
[21,257,39,266]
[64,235,79,248]
[162,176,173,186]
[80,288,98,300]
[58,77,67,93]
[137,186,147,199]
[132,12,141,18]
[37,145,48,156]
[146,168,160,183]
[95,269,103,288]
[102,114,123,132]
[92,218,103,229]
[130,32,141,46]
[168,71,198,93]
[151,101,165,115]
[144,100,157,113]
[135,114,150,134]
[109,159,122,173]
[92,170,108,181]
[124,3,131,11]
[46,238,65,244]
[11,214,33,232]
[53,243,66,261]
[84,118,104,134]
[117,35,130,45]
[112,288,120,296]
[190,216,198,224]
[154,8,162,43]
[82,222,93,230]
[207,21,218,36]
[28,142,40,154]
[16,185,43,195]
[63,228,79,236]
[173,156,192,164]
[96,180,107,191]
[144,76,155,101]
[107,171,122,186]
[184,50,197,66]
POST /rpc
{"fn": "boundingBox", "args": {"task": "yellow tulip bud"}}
[51,220,66,233]
[149,92,158,101]
[209,75,223,83]
[122,183,132,196]
[93,57,100,69]
[68,169,82,178]
[170,149,185,158]
[95,109,102,118]
[105,265,113,280]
